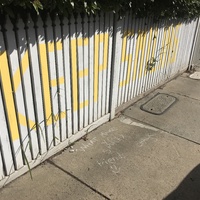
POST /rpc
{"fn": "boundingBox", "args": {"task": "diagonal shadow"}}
[163,164,200,200]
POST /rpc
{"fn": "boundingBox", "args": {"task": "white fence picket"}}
[88,15,94,124]
[27,15,47,155]
[53,15,67,142]
[3,17,25,170]
[83,15,89,128]
[0,85,15,175]
[62,16,73,138]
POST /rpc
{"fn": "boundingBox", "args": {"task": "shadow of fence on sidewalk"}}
[163,164,200,200]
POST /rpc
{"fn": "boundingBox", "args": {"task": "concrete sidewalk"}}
[1,70,200,200]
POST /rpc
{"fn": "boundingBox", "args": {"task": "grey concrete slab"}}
[0,163,106,200]
[124,90,200,144]
[124,75,200,144]
[161,76,200,101]
[51,117,200,200]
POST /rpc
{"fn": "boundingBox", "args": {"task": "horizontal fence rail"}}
[0,12,198,186]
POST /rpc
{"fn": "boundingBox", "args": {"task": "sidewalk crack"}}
[47,160,110,200]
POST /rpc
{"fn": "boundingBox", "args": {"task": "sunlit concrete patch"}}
[140,93,177,115]
[119,115,159,131]
[189,71,200,80]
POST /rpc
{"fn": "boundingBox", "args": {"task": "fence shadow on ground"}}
[163,164,200,200]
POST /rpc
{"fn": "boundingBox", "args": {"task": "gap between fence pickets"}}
[0,114,110,188]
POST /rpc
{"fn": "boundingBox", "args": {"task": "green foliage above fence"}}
[1,0,200,20]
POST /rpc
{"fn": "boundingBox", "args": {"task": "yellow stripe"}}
[79,68,88,78]
[133,31,142,81]
[48,41,63,51]
[51,77,65,87]
[18,113,35,129]
[48,42,54,52]
[157,28,167,70]
[39,44,52,125]
[126,54,133,84]
[13,41,63,93]
[77,38,89,46]
[53,111,66,122]
[102,33,109,70]
[166,26,175,67]
[145,28,153,73]
[0,51,20,141]
[120,80,126,87]
[150,27,158,73]
[94,33,99,102]
[120,54,133,87]
[121,37,127,63]
[13,51,28,92]
[139,31,148,77]
[80,100,89,109]
[56,41,63,51]
[99,33,109,71]
[77,38,83,47]
[170,24,180,64]
[162,27,171,68]
[71,40,78,111]
[119,35,128,87]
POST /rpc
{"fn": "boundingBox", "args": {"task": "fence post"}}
[109,15,123,119]
[188,17,200,70]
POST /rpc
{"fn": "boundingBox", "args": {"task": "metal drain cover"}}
[140,93,177,115]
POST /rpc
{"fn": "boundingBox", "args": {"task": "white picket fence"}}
[0,12,197,187]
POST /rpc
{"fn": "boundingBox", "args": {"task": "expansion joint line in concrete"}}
[122,114,200,146]
[47,160,111,200]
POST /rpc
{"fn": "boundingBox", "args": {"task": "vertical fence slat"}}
[148,20,161,91]
[128,17,138,100]
[117,14,127,107]
[77,14,84,130]
[170,22,182,76]
[132,18,144,98]
[138,17,151,95]
[105,12,113,114]
[62,16,73,138]
[121,12,131,105]
[46,14,60,146]
[184,20,197,70]
[110,15,123,119]
[35,15,53,151]
[27,15,47,155]
[97,13,104,119]
[124,12,134,102]
[0,82,15,175]
[154,19,165,86]
[70,16,79,134]
[54,15,67,142]
[88,15,94,124]
[83,14,89,128]
[17,16,39,161]
[93,14,100,121]
[0,147,4,180]
[2,17,25,169]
